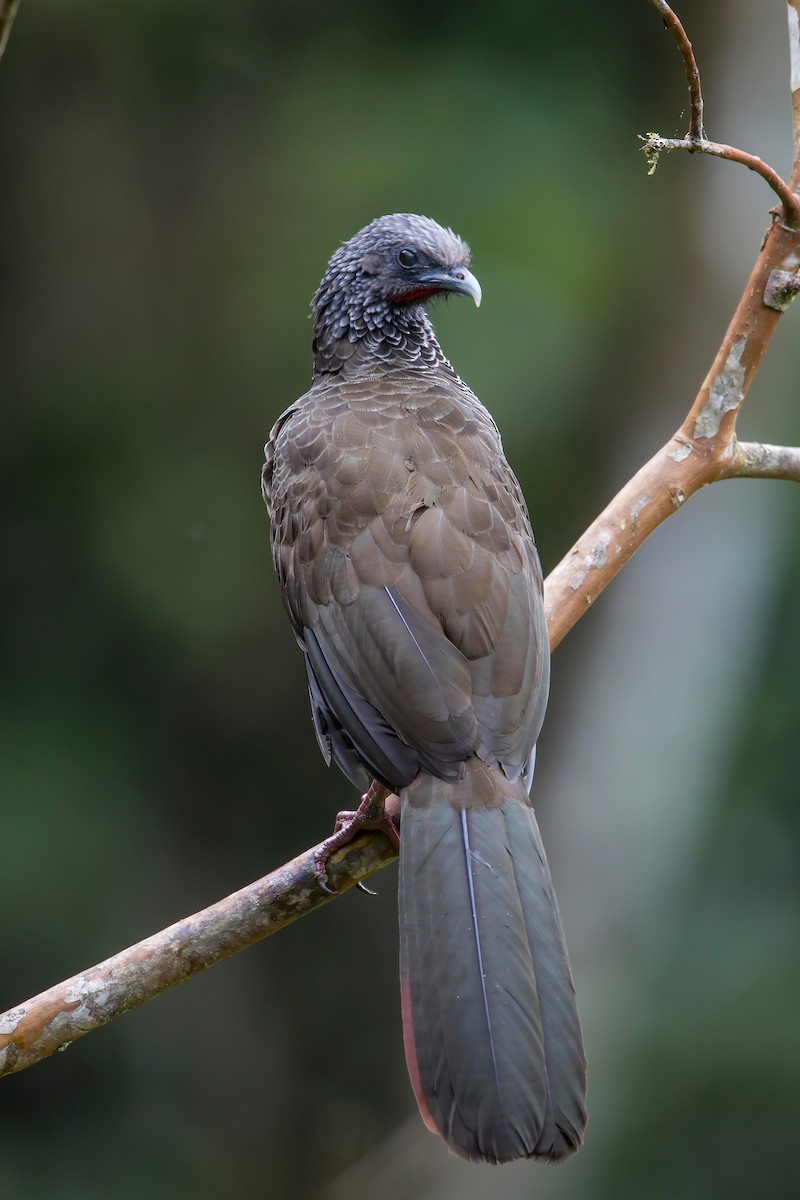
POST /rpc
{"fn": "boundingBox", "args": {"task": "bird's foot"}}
[313,781,400,894]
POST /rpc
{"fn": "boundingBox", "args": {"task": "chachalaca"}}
[262,214,587,1164]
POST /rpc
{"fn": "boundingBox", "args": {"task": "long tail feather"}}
[398,759,587,1164]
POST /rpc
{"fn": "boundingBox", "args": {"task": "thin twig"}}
[640,135,800,224]
[0,0,20,66]
[648,0,705,140]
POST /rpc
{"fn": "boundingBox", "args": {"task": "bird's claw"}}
[312,783,400,894]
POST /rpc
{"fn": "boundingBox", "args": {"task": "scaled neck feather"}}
[312,293,448,378]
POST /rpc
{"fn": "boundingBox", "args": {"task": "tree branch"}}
[640,134,800,222]
[546,208,800,647]
[648,0,705,140]
[2,1,800,1082]
[0,832,398,1077]
[0,0,20,66]
[721,440,800,482]
[789,1,800,170]
[642,1,800,227]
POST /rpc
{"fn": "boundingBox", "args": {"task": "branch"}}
[0,0,20,66]
[721,440,800,482]
[640,134,800,222]
[642,1,800,227]
[546,210,800,647]
[790,1,800,169]
[0,831,398,1076]
[648,0,705,140]
[2,1,800,1081]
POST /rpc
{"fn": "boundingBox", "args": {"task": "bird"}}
[262,213,587,1165]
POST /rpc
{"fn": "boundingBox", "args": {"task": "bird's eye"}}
[397,247,418,268]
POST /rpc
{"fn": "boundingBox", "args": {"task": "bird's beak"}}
[424,266,482,307]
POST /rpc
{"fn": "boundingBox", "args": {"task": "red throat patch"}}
[395,286,440,305]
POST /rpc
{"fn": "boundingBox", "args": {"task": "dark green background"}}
[1,2,798,1197]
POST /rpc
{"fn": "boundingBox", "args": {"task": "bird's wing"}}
[264,370,548,785]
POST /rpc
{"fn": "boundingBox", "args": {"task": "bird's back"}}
[264,362,549,788]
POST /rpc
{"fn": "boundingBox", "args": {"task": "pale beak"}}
[423,266,482,307]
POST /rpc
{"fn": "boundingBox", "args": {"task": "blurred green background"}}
[1,1,798,1197]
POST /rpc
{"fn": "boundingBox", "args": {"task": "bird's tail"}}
[398,757,587,1164]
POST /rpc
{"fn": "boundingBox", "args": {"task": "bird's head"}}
[311,215,481,373]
